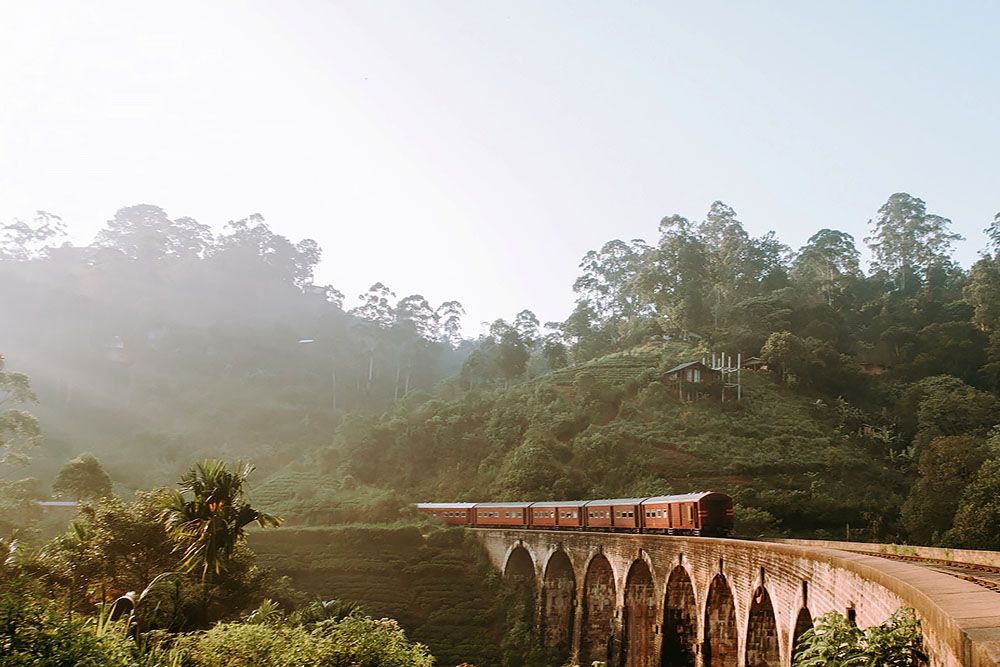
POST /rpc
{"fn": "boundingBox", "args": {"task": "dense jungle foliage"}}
[0,460,457,666]
[4,195,1000,549]
[3,194,996,665]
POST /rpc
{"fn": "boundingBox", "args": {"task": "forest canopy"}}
[3,194,1000,548]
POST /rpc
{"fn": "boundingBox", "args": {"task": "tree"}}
[0,211,67,260]
[45,492,177,600]
[634,215,710,334]
[865,193,963,291]
[488,320,530,384]
[985,211,1000,254]
[572,239,651,334]
[160,460,281,583]
[944,457,1000,550]
[541,333,568,370]
[52,454,113,500]
[965,215,1000,388]
[512,310,540,349]
[214,213,320,288]
[350,283,396,330]
[435,301,466,347]
[695,202,789,327]
[760,331,811,384]
[394,295,438,341]
[901,436,989,545]
[906,375,1000,452]
[0,354,40,466]
[792,229,861,305]
[95,205,214,261]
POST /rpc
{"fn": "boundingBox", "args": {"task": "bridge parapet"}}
[473,529,1000,667]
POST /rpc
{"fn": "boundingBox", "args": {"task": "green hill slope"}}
[260,343,906,538]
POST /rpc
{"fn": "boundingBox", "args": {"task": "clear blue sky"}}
[2,1,997,331]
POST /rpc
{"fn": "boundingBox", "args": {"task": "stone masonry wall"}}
[475,530,1000,667]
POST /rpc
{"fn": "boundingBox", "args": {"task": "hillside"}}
[249,525,552,667]
[257,342,907,538]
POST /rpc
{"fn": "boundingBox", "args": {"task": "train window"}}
[628,511,634,518]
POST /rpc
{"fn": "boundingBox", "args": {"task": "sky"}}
[2,1,998,332]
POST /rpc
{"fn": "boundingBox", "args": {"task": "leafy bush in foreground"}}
[794,607,926,666]
[0,580,134,667]
[172,615,433,667]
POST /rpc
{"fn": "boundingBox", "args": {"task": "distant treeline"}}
[0,205,471,484]
[5,194,1000,549]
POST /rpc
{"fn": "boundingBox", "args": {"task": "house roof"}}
[37,500,79,508]
[664,361,708,374]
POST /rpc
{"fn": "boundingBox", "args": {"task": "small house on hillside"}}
[663,361,721,401]
[742,356,767,371]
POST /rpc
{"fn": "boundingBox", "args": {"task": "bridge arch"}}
[745,585,780,667]
[503,543,536,586]
[580,552,617,667]
[790,606,813,662]
[541,549,576,656]
[703,573,738,667]
[661,564,698,667]
[622,557,658,667]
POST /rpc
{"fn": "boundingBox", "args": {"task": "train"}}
[416,491,734,536]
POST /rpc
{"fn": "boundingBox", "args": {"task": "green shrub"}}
[0,579,134,667]
[173,615,434,667]
[794,607,926,666]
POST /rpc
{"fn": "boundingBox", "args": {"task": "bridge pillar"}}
[580,550,619,666]
[621,552,660,667]
[702,572,739,667]
[663,558,699,667]
[541,548,577,657]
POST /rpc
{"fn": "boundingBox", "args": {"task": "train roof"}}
[472,501,534,508]
[642,492,726,503]
[416,502,479,509]
[584,497,650,506]
[530,500,590,508]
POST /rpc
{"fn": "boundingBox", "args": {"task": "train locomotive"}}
[416,491,734,536]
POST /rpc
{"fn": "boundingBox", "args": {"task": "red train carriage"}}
[585,498,645,531]
[583,500,614,529]
[640,492,733,535]
[415,502,476,526]
[415,491,734,536]
[530,501,587,529]
[473,502,532,528]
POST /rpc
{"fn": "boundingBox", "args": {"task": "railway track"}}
[847,549,1000,594]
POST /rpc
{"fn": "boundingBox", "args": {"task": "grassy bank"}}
[250,524,544,667]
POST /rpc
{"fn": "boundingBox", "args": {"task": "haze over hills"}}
[4,194,1000,548]
[3,5,998,664]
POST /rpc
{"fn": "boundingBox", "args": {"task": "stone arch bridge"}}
[474,529,1000,667]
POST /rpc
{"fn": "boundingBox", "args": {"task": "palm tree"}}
[160,460,281,585]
